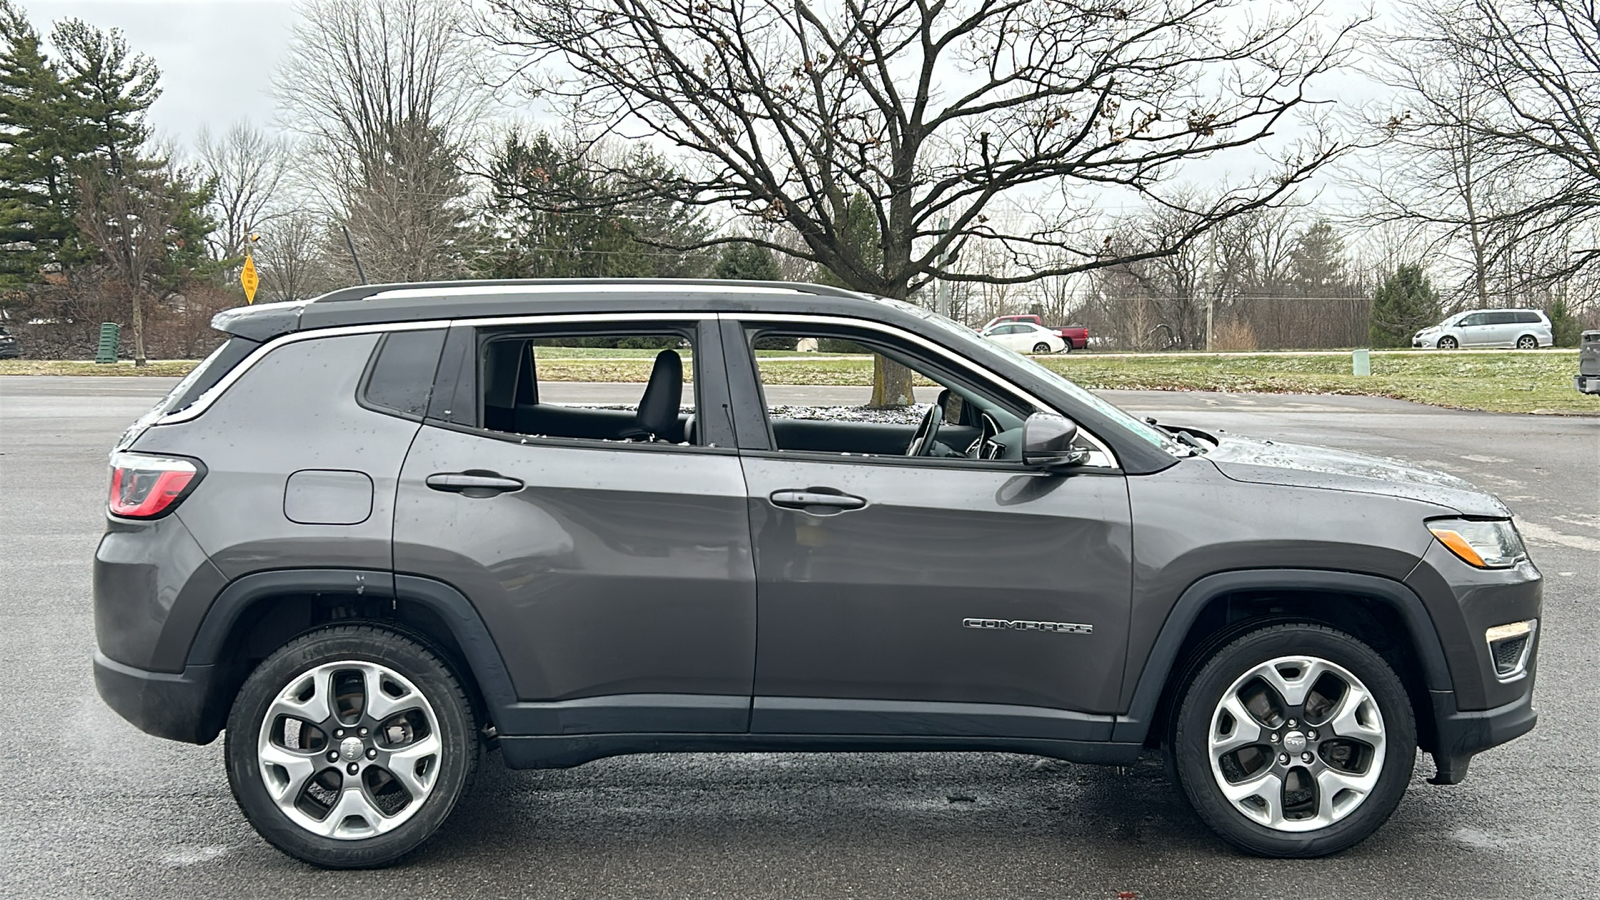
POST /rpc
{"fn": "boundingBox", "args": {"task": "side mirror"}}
[1022,413,1089,469]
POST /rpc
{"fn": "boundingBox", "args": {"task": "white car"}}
[980,321,1066,354]
[1413,309,1553,349]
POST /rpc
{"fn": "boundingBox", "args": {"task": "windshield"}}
[872,298,1189,457]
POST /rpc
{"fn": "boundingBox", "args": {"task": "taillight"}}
[108,451,204,519]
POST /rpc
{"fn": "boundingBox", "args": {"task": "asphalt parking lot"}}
[1,376,1595,900]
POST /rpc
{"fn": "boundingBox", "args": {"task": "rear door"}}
[1485,311,1518,346]
[393,316,756,735]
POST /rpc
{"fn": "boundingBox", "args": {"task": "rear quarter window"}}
[164,336,261,414]
[361,329,447,418]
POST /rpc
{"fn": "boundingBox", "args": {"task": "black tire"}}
[1516,335,1538,350]
[1059,341,1073,353]
[1032,342,1051,353]
[225,624,479,868]
[1436,336,1458,349]
[1172,623,1415,858]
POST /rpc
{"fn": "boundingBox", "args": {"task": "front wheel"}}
[1172,623,1415,858]
[1436,336,1458,349]
[1032,342,1051,353]
[225,624,479,868]
[1516,335,1539,350]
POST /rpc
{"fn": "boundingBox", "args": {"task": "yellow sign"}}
[240,254,259,304]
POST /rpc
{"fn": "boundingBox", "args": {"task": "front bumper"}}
[94,651,222,745]
[1427,687,1537,784]
[1576,374,1600,394]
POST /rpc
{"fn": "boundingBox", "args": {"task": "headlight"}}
[1427,518,1526,568]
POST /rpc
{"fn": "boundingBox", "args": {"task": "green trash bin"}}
[94,323,120,364]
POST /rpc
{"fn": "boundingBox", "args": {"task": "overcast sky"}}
[19,0,1397,220]
[28,0,299,148]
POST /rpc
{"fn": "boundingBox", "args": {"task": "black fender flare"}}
[1111,569,1452,744]
[185,568,518,713]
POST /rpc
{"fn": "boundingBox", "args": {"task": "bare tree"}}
[1358,31,1515,308]
[1369,0,1600,308]
[76,164,180,365]
[277,0,486,280]
[196,121,290,262]
[484,0,1360,401]
[255,211,333,302]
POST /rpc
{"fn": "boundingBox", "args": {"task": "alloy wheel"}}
[257,660,443,840]
[1206,655,1387,833]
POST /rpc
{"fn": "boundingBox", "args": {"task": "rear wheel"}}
[1032,342,1051,353]
[1436,336,1458,349]
[1172,623,1415,857]
[1516,334,1539,350]
[225,624,479,868]
[1059,341,1073,353]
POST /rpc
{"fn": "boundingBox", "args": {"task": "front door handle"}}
[426,471,524,497]
[769,489,867,511]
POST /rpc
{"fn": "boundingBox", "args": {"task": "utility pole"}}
[1204,233,1216,351]
[934,215,952,319]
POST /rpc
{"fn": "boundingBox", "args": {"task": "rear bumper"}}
[93,651,221,745]
[1576,375,1600,394]
[1426,687,1537,784]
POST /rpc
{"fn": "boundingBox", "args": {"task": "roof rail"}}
[308,278,869,304]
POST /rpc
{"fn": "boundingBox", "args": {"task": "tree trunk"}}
[868,354,913,408]
[131,289,146,367]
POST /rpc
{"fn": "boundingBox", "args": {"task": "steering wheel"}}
[905,403,943,457]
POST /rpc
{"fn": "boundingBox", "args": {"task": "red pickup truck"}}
[980,314,1090,351]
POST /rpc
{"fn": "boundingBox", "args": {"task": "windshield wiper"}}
[1145,417,1210,453]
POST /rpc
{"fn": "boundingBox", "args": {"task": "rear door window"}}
[471,327,704,446]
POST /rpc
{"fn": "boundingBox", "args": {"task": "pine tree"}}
[0,1,88,285]
[478,130,709,280]
[1546,296,1582,347]
[713,243,781,281]
[0,5,160,286]
[1369,265,1442,348]
[50,18,158,172]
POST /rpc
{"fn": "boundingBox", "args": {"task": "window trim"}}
[719,312,1118,469]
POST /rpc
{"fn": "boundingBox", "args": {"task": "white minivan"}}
[1413,309,1553,349]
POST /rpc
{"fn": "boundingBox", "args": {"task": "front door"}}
[724,318,1133,742]
[1457,312,1492,346]
[393,319,756,735]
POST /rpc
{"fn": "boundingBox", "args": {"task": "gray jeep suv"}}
[94,280,1540,868]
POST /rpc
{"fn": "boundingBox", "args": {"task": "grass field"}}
[3,349,1594,415]
[0,359,202,377]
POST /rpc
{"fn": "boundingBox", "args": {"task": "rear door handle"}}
[426,471,524,497]
[769,489,867,511]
